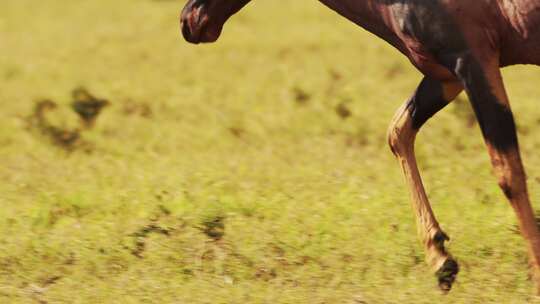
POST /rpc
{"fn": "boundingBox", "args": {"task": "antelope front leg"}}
[388,77,463,291]
[453,54,540,293]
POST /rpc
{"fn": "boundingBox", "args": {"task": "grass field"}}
[3,0,540,303]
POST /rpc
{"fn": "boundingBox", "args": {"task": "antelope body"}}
[180,0,540,293]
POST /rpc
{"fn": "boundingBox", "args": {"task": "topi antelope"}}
[180,0,540,293]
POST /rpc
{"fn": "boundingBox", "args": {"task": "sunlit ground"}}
[2,1,540,303]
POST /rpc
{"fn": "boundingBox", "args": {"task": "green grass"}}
[2,0,540,303]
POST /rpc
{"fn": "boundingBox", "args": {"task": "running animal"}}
[180,0,540,293]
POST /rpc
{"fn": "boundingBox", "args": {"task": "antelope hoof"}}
[436,257,459,293]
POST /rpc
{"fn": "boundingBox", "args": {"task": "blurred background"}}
[2,0,540,303]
